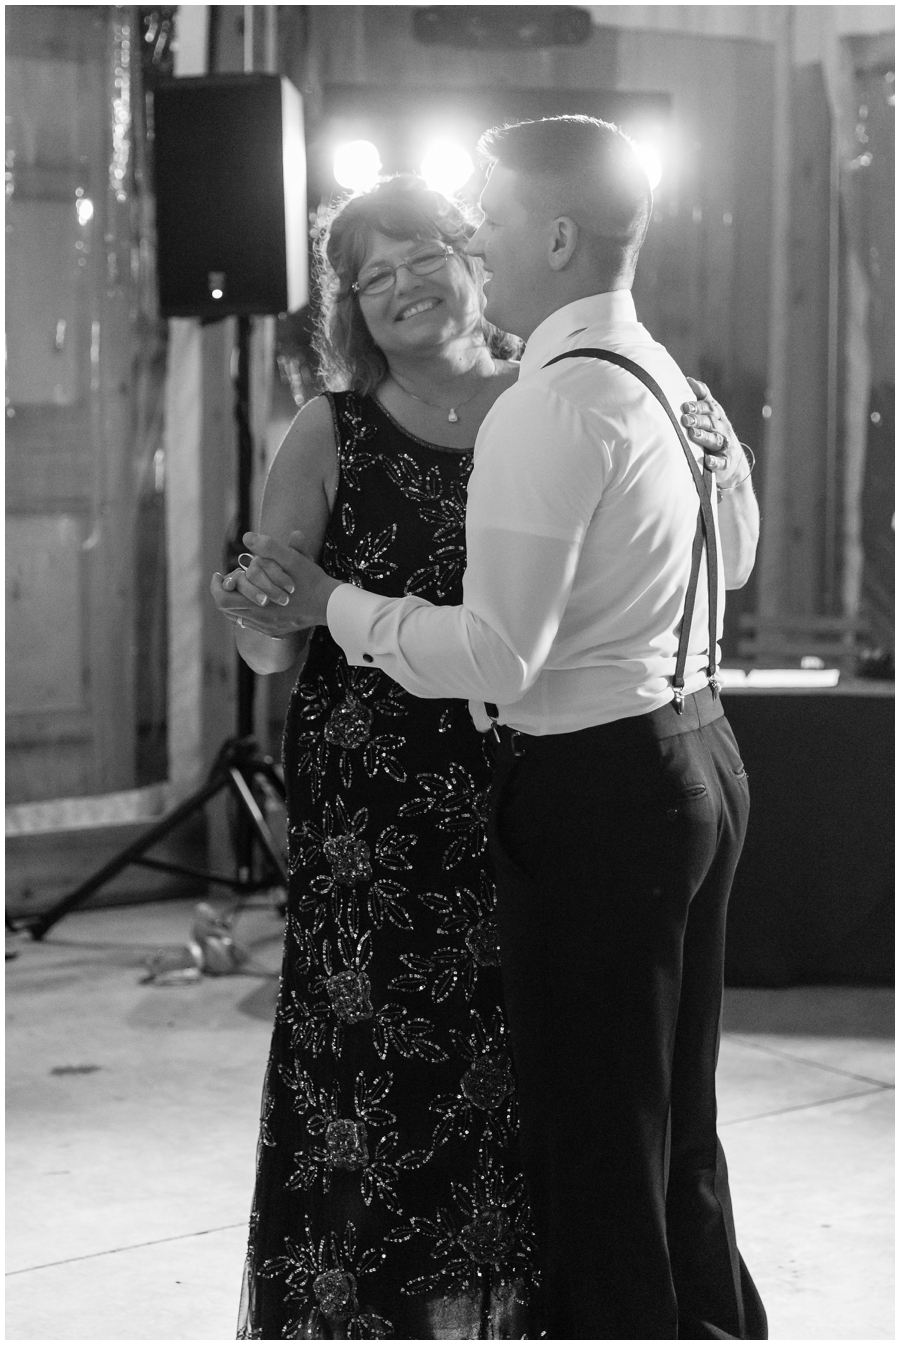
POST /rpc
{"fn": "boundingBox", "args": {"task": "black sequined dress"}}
[237,391,536,1340]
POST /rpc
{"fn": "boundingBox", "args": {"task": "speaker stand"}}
[17,735,287,942]
[14,317,288,942]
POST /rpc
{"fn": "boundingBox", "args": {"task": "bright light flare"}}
[333,140,382,192]
[76,197,94,226]
[632,141,662,192]
[420,142,475,197]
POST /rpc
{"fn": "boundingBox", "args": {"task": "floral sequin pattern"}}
[391,873,502,1004]
[325,696,374,751]
[330,507,399,589]
[383,453,471,600]
[289,796,418,938]
[293,662,409,799]
[398,763,491,871]
[283,1069,429,1214]
[238,390,536,1340]
[386,1151,536,1302]
[427,1010,520,1158]
[277,931,448,1065]
[256,1220,393,1339]
[326,968,375,1024]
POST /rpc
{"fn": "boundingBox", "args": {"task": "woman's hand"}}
[682,381,760,588]
[210,571,297,639]
[211,530,341,636]
[680,378,750,491]
[211,531,308,638]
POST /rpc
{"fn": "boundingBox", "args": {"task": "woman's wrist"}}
[717,442,756,494]
[236,622,309,644]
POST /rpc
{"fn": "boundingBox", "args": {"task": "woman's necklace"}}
[390,363,493,423]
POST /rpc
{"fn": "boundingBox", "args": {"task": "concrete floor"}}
[6,898,894,1341]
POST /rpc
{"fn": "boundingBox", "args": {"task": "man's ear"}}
[548,216,578,271]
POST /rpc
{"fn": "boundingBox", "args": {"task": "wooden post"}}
[757,6,794,629]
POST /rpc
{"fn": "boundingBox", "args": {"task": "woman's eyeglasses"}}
[351,242,455,297]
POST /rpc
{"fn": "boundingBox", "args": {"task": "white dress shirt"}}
[327,291,724,735]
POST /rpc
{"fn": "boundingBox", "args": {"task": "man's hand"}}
[681,378,750,491]
[227,530,341,629]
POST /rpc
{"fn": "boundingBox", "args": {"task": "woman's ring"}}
[238,552,254,571]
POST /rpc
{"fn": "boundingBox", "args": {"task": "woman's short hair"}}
[313,174,521,395]
[477,115,652,263]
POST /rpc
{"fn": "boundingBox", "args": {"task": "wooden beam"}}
[757,7,794,624]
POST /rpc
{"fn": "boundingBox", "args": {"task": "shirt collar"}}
[519,291,638,376]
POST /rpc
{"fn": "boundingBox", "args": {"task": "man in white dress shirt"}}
[241,117,767,1339]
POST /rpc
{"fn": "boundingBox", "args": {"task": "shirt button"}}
[362,653,374,663]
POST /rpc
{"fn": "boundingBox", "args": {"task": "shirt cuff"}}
[326,583,387,667]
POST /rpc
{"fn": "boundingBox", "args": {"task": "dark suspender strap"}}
[677,515,707,697]
[483,346,721,733]
[541,348,719,713]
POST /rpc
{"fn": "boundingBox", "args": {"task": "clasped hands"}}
[210,531,341,638]
[210,384,742,636]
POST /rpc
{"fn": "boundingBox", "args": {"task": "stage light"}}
[76,197,94,226]
[420,142,474,196]
[333,140,382,192]
[632,141,662,192]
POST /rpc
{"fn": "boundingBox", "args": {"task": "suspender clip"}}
[672,687,685,715]
[709,673,721,699]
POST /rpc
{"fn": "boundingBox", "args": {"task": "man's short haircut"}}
[477,115,653,267]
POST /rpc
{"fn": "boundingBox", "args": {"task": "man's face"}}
[466,164,548,339]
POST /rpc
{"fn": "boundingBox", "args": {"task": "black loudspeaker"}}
[152,74,308,318]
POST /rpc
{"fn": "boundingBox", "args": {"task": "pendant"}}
[447,408,458,423]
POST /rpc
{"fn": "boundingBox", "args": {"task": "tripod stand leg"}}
[227,766,289,887]
[23,774,227,941]
[256,759,286,801]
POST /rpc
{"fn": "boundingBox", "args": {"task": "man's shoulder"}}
[482,370,586,432]
[547,327,692,405]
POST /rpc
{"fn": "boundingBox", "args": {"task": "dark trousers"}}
[489,687,767,1340]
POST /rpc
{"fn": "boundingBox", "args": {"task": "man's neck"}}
[519,277,634,342]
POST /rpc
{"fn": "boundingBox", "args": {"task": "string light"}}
[632,141,662,192]
[333,140,382,192]
[420,142,474,196]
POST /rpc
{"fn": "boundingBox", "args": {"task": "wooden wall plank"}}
[783,62,832,615]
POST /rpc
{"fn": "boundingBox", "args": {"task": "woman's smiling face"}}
[354,231,484,361]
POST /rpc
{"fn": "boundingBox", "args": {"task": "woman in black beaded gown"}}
[212,177,535,1339]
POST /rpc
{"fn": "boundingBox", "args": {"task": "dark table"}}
[721,681,894,986]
